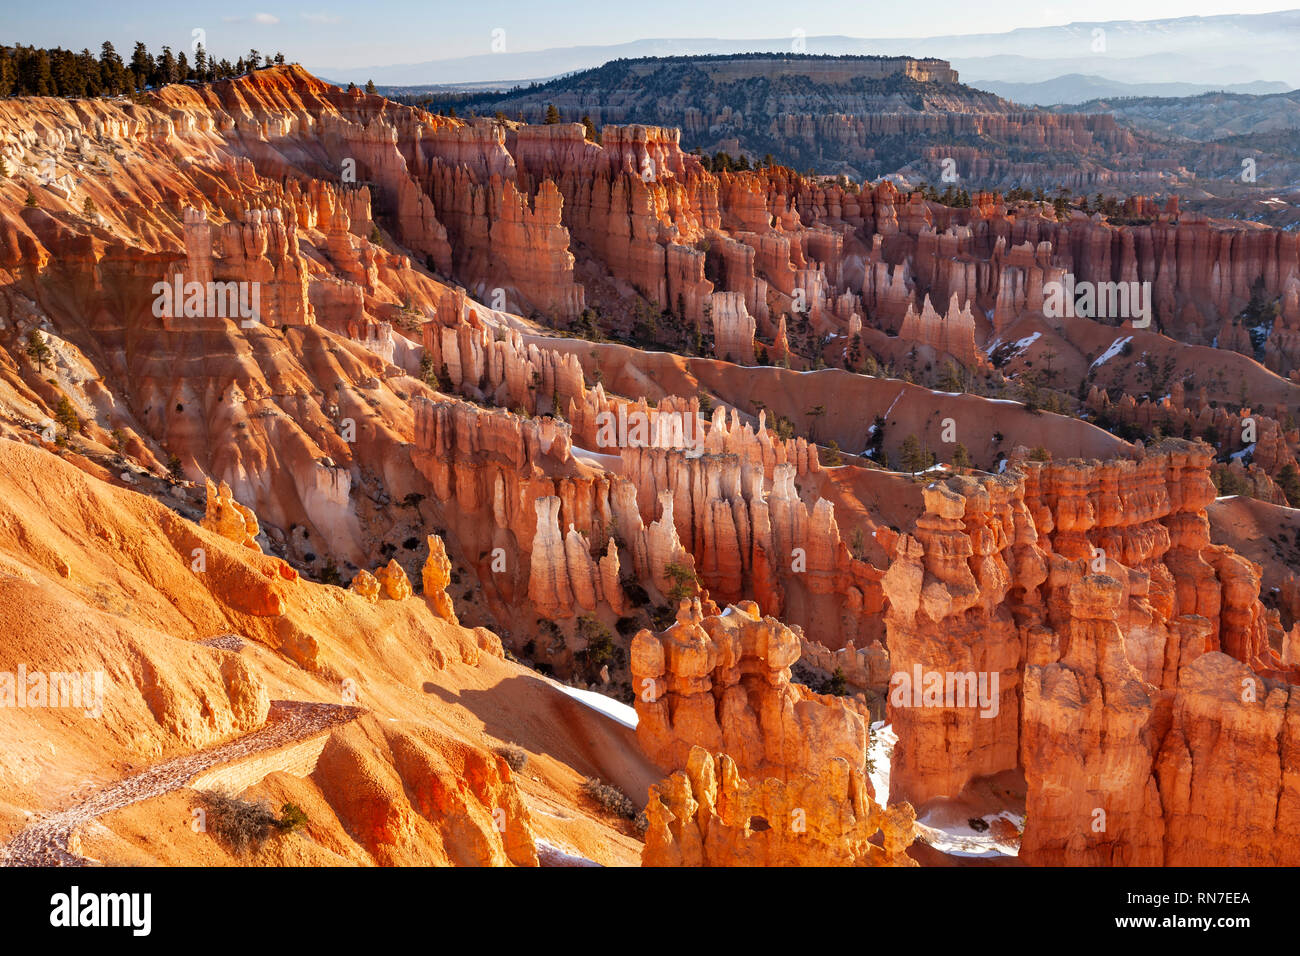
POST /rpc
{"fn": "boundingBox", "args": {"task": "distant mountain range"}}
[1047,89,1300,141]
[969,75,1291,107]
[316,10,1300,90]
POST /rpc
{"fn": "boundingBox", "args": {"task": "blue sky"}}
[5,0,1294,69]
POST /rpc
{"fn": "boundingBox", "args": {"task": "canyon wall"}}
[881,440,1297,864]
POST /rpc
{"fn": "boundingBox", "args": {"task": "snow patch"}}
[914,810,1024,859]
[550,681,638,730]
[882,388,906,421]
[868,721,895,804]
[1090,335,1133,369]
[536,838,601,867]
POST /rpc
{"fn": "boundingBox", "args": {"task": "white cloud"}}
[221,12,282,25]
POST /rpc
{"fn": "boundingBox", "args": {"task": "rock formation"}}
[710,291,756,365]
[882,439,1298,864]
[897,294,982,369]
[422,533,458,623]
[630,600,869,780]
[349,569,381,603]
[882,475,1037,805]
[642,746,917,867]
[375,558,412,600]
[201,478,263,552]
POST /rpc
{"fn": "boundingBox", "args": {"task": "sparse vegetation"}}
[278,802,309,833]
[662,561,699,603]
[576,613,618,681]
[579,777,638,820]
[196,790,307,856]
[494,744,528,772]
[825,666,848,696]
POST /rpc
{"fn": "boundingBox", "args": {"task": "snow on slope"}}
[550,681,639,730]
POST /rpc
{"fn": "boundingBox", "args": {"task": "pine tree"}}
[26,329,51,371]
[76,48,101,96]
[952,443,972,469]
[158,46,177,85]
[130,42,152,90]
[544,104,560,124]
[55,395,80,436]
[1276,462,1300,507]
[365,79,377,94]
[900,434,925,474]
[581,115,597,141]
[937,360,964,392]
[29,48,54,95]
[806,404,825,441]
[100,41,125,94]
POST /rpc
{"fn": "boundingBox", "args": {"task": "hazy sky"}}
[6,0,1295,69]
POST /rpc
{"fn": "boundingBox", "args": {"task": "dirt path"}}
[2,700,363,866]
